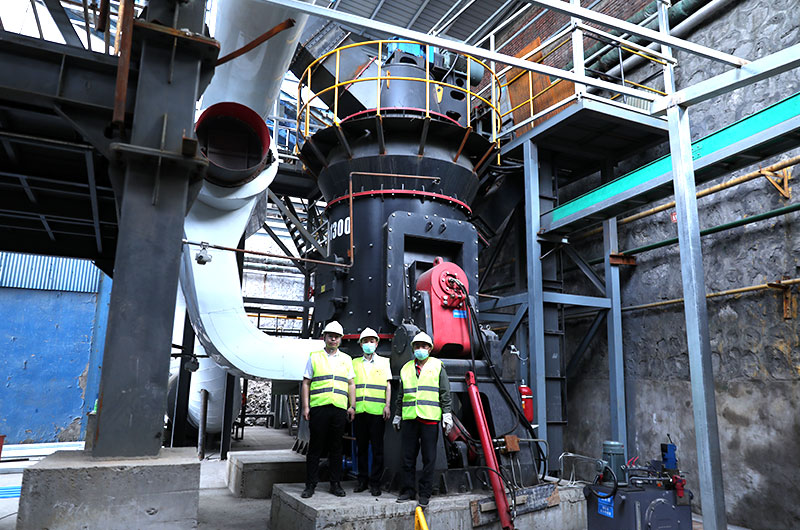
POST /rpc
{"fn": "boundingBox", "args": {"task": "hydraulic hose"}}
[451,278,549,480]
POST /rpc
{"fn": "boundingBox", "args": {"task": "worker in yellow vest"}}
[300,321,356,499]
[352,327,392,496]
[392,332,453,507]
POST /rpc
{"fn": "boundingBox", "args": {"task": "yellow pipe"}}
[622,277,800,312]
[576,155,800,240]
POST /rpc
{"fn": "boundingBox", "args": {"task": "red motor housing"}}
[415,257,470,356]
[519,384,534,423]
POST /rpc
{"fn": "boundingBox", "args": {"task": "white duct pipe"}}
[202,0,320,117]
[188,355,241,434]
[180,139,323,379]
[177,1,323,383]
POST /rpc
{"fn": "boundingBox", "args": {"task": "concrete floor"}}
[0,428,753,530]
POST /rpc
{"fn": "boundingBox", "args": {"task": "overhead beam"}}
[523,0,747,67]
[651,42,800,115]
[258,0,658,102]
[43,0,84,48]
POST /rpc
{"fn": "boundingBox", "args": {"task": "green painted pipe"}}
[562,0,712,75]
[623,201,800,256]
[586,201,800,265]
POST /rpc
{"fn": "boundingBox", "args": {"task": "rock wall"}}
[561,1,800,528]
[482,1,800,528]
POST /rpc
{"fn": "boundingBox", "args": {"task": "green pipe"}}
[562,0,711,75]
[586,201,800,265]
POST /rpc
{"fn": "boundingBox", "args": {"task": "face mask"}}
[414,348,429,361]
[361,342,376,355]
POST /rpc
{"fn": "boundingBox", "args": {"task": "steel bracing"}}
[4,2,800,528]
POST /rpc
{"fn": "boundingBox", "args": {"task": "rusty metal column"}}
[93,0,215,457]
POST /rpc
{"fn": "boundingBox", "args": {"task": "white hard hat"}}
[411,332,433,347]
[359,327,379,342]
[322,321,344,336]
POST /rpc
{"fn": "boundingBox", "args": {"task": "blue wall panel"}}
[0,286,105,443]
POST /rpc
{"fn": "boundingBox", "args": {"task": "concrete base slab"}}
[271,481,587,530]
[16,447,200,530]
[227,449,306,499]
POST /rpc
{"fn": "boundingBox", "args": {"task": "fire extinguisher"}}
[519,381,534,423]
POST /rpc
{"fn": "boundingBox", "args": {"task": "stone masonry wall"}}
[485,1,800,528]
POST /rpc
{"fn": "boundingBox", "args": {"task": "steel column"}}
[659,4,727,528]
[602,212,627,454]
[171,312,194,447]
[93,0,210,457]
[523,141,548,451]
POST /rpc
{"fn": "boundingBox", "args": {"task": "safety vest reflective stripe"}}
[356,384,386,391]
[310,387,349,397]
[400,358,442,421]
[308,351,350,409]
[311,375,349,383]
[356,396,386,403]
[353,356,389,415]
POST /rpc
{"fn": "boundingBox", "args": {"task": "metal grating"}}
[0,251,101,293]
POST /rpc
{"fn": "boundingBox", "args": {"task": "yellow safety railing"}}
[296,39,503,149]
[491,28,666,126]
[414,506,429,530]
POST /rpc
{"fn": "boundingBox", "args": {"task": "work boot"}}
[354,482,369,493]
[396,491,414,503]
[370,486,382,497]
[418,496,430,507]
[330,482,346,497]
[301,485,315,499]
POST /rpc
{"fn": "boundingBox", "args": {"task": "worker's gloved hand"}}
[392,415,402,431]
[442,413,453,435]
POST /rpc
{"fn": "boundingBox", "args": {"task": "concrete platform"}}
[227,449,306,499]
[271,481,588,530]
[16,447,200,530]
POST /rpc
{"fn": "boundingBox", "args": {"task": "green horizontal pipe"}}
[586,201,800,265]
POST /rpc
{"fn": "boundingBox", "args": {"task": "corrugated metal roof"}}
[335,0,524,44]
[0,252,101,293]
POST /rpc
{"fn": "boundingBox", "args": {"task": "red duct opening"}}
[196,102,272,187]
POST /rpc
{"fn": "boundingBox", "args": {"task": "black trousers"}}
[354,412,385,487]
[400,419,439,498]
[306,404,347,487]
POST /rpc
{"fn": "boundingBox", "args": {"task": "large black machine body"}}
[300,44,542,494]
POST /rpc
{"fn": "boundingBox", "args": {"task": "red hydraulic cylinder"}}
[466,371,514,530]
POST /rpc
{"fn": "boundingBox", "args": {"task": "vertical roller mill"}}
[297,41,541,495]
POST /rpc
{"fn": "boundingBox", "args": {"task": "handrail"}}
[296,39,503,146]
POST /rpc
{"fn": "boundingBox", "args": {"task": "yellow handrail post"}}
[376,41,382,116]
[425,44,430,118]
[334,49,340,121]
[466,57,471,127]
[414,506,430,530]
[305,68,311,137]
[528,71,534,122]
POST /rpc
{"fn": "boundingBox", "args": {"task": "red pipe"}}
[466,371,514,530]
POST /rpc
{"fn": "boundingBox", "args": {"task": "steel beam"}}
[524,0,747,67]
[43,0,84,48]
[651,42,800,115]
[542,291,611,309]
[93,0,213,457]
[523,141,548,451]
[267,189,326,255]
[170,313,194,447]
[603,211,626,453]
[565,309,607,379]
[497,302,528,355]
[562,245,605,295]
[259,0,657,102]
[659,5,726,528]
